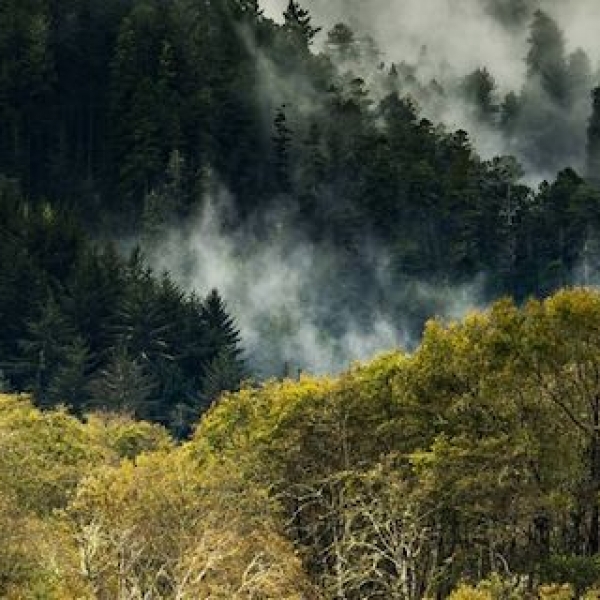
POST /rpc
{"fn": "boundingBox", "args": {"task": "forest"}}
[6,290,600,598]
[3,0,600,596]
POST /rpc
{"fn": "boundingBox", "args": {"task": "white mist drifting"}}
[261,0,600,83]
[149,189,485,376]
[261,0,600,176]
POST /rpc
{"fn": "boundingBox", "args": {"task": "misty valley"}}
[4,0,600,597]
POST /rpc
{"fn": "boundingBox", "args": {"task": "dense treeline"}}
[6,289,600,597]
[0,178,245,433]
[3,1,600,388]
[2,0,600,292]
[6,0,600,596]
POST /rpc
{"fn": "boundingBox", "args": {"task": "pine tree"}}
[200,348,246,406]
[47,335,92,412]
[461,68,499,123]
[272,106,292,193]
[526,10,568,105]
[17,296,78,407]
[112,271,174,368]
[198,289,246,406]
[178,292,211,385]
[87,347,158,419]
[326,23,357,62]
[201,289,244,361]
[587,87,600,186]
[283,0,321,47]
[500,91,520,133]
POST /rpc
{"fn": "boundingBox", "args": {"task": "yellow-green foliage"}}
[447,574,528,600]
[84,411,173,459]
[538,584,575,600]
[70,451,317,598]
[448,584,493,600]
[0,393,101,514]
[0,394,317,598]
[0,394,171,513]
[0,395,173,597]
[192,352,409,483]
[6,289,600,597]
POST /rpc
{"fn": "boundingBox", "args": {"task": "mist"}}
[148,188,485,376]
[261,0,600,178]
[152,1,600,377]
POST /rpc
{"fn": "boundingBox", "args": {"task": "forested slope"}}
[5,0,600,596]
[4,0,600,421]
[5,289,600,597]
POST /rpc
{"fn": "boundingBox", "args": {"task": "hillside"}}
[4,0,600,595]
[3,0,600,410]
[4,289,600,597]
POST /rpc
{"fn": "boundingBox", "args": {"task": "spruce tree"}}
[47,336,92,412]
[201,289,244,361]
[17,296,78,407]
[199,289,246,406]
[272,106,292,193]
[587,87,600,186]
[87,347,158,419]
[200,348,246,406]
[283,0,321,47]
[526,10,568,105]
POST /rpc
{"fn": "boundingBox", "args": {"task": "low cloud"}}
[149,187,485,376]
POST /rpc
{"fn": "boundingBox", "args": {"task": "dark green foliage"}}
[461,68,498,123]
[200,349,247,406]
[588,87,600,185]
[201,289,244,365]
[1,0,600,434]
[0,186,245,432]
[526,10,568,105]
[47,336,92,411]
[17,296,78,406]
[283,0,321,47]
[87,346,158,419]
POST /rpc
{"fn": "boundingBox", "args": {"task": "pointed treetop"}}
[283,0,321,45]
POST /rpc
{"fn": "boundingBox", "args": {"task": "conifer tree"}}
[200,348,246,406]
[17,297,78,407]
[47,336,92,412]
[587,87,600,186]
[88,347,158,419]
[201,289,244,362]
[283,0,321,47]
[526,10,568,104]
[272,106,292,193]
[461,68,499,123]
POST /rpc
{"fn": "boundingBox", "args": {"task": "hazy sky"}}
[261,0,600,93]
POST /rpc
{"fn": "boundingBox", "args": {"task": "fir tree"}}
[283,0,321,47]
[47,336,92,412]
[587,87,600,186]
[272,106,292,193]
[87,347,158,419]
[201,289,244,362]
[200,348,247,406]
[17,296,78,407]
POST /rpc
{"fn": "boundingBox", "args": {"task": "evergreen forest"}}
[4,0,600,596]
